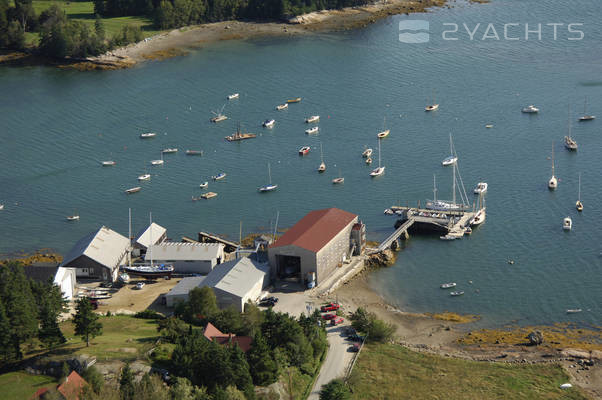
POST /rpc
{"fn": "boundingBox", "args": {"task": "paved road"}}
[307,324,355,400]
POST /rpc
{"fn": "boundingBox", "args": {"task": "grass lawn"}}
[22,315,162,362]
[20,1,162,46]
[349,343,589,400]
[0,371,57,400]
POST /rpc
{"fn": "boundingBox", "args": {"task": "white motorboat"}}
[332,177,344,184]
[474,182,488,194]
[306,126,319,134]
[66,214,80,221]
[578,97,595,121]
[263,119,275,128]
[102,161,116,166]
[440,282,456,289]
[384,209,394,215]
[362,148,373,158]
[485,124,494,128]
[522,105,539,113]
[563,217,572,231]
[365,157,372,164]
[186,150,203,156]
[140,132,156,138]
[227,93,239,100]
[162,148,178,154]
[442,133,458,166]
[441,156,457,166]
[212,172,227,181]
[576,173,583,211]
[450,290,464,296]
[305,115,320,123]
[377,116,390,138]
[370,140,385,177]
[259,163,278,192]
[0,204,4,211]
[138,173,151,181]
[199,182,208,189]
[566,309,582,314]
[135,282,145,290]
[125,187,141,194]
[276,104,288,111]
[548,143,557,190]
[299,146,310,155]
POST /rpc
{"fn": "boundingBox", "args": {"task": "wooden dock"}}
[375,206,476,251]
[197,231,239,252]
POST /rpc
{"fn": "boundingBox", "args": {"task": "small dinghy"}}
[440,282,457,289]
[450,290,464,296]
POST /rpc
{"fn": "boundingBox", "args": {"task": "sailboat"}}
[425,90,439,111]
[151,152,164,166]
[377,117,390,138]
[332,167,344,184]
[576,173,583,211]
[441,133,458,166]
[426,155,470,211]
[548,143,558,190]
[123,213,174,278]
[318,144,326,173]
[470,194,486,226]
[564,105,578,151]
[370,140,385,177]
[259,162,278,192]
[66,210,80,221]
[578,97,595,121]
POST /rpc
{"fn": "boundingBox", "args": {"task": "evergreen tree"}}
[38,298,66,349]
[119,363,136,400]
[247,333,278,386]
[0,300,14,362]
[82,366,104,394]
[227,343,254,397]
[73,297,102,347]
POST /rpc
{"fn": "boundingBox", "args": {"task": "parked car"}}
[347,334,364,342]
[331,317,344,326]
[321,313,337,320]
[258,297,278,307]
[349,342,361,352]
[320,302,340,312]
[135,282,145,290]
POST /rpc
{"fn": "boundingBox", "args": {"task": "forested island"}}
[0,0,371,59]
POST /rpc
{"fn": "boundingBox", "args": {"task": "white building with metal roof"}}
[200,257,270,312]
[164,276,206,307]
[146,242,225,274]
[60,226,130,282]
[134,222,167,253]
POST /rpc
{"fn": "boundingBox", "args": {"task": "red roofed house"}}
[30,371,87,400]
[268,208,360,286]
[203,322,253,353]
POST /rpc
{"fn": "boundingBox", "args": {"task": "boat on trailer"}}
[123,264,174,279]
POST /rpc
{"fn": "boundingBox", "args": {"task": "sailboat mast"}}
[128,208,132,268]
[320,143,324,163]
[568,103,572,139]
[378,140,381,168]
[268,162,272,184]
[551,143,555,177]
[149,212,153,268]
[578,173,581,202]
[433,174,437,202]
[452,162,456,206]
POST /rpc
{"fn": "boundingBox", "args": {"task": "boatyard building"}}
[164,276,205,307]
[268,208,360,286]
[134,222,167,256]
[145,242,224,274]
[24,262,77,301]
[60,226,130,282]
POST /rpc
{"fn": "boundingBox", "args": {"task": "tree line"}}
[0,0,143,58]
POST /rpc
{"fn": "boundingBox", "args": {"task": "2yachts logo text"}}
[399,20,585,43]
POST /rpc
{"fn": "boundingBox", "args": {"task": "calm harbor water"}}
[1,0,601,327]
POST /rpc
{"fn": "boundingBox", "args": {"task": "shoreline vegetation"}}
[1,0,448,70]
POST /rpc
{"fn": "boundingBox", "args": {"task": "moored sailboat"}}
[548,143,558,190]
[370,139,385,177]
[576,173,583,211]
[259,162,278,192]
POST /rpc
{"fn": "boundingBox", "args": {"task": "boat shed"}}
[145,242,224,274]
[23,262,77,301]
[134,222,167,255]
[164,276,205,307]
[268,208,358,286]
[60,226,130,282]
[200,257,270,312]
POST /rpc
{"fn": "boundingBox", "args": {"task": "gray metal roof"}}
[135,222,167,248]
[60,226,130,270]
[166,276,206,297]
[201,257,269,298]
[145,242,223,261]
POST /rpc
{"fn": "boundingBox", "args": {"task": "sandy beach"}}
[89,0,446,68]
